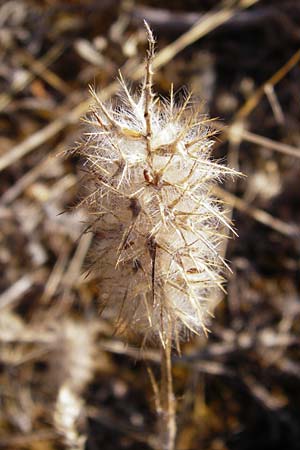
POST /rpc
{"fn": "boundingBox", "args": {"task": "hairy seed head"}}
[76,25,237,346]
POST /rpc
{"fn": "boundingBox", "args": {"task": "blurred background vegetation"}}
[1,1,300,449]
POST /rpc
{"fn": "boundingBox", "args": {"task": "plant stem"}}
[159,334,176,450]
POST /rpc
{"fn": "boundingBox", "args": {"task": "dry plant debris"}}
[1,1,300,450]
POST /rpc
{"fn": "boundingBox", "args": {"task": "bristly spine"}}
[76,22,237,347]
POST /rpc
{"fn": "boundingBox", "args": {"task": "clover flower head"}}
[77,23,237,346]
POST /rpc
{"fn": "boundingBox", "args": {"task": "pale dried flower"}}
[76,23,237,346]
[50,319,96,450]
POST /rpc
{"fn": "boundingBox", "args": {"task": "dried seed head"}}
[76,25,237,346]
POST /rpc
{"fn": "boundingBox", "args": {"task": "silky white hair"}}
[76,24,237,346]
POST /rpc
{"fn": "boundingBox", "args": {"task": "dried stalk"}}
[159,328,176,450]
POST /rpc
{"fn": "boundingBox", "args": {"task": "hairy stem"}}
[159,331,176,450]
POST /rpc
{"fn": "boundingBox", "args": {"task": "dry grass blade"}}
[238,129,300,158]
[214,186,300,238]
[63,232,93,289]
[264,83,285,124]
[236,48,300,120]
[40,250,69,304]
[0,274,34,310]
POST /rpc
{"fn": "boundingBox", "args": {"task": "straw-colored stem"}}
[159,334,176,450]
